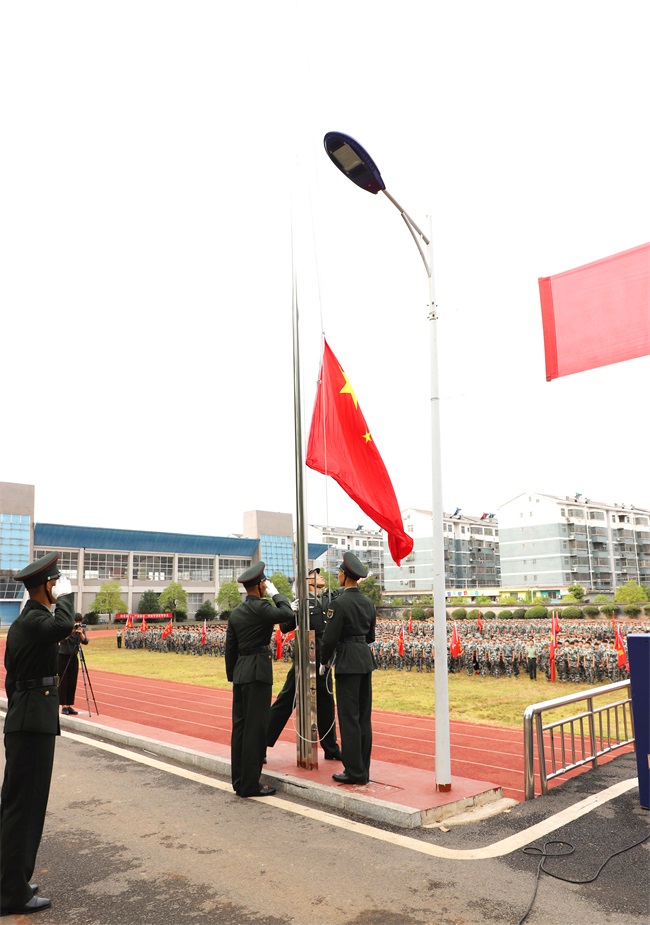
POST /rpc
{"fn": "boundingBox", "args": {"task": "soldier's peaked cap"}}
[339,551,368,580]
[14,551,61,589]
[238,561,267,586]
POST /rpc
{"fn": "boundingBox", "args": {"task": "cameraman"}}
[57,613,89,715]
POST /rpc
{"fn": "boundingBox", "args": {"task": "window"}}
[218,558,251,582]
[589,511,605,521]
[1,514,30,571]
[132,555,173,582]
[84,552,129,580]
[187,593,204,613]
[178,556,214,581]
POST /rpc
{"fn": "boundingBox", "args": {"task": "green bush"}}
[623,603,642,617]
[599,603,620,617]
[467,609,481,620]
[451,608,467,620]
[562,606,583,619]
[84,611,100,625]
[411,607,425,621]
[526,605,549,619]
[582,605,600,618]
[174,611,188,623]
[483,610,496,620]
[500,609,513,620]
[512,608,527,620]
[593,594,610,603]
[423,608,434,620]
[644,604,650,616]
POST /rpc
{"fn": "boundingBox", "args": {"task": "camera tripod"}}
[59,637,100,717]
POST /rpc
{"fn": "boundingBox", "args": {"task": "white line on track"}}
[63,729,638,861]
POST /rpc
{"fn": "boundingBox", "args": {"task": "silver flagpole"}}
[291,259,318,770]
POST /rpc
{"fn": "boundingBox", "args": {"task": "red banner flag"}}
[275,626,283,660]
[450,623,463,659]
[125,614,134,629]
[161,618,173,639]
[306,340,414,566]
[477,612,484,633]
[407,613,413,634]
[398,623,405,657]
[549,620,558,682]
[614,623,627,669]
[539,242,650,381]
[201,618,207,646]
[140,617,148,632]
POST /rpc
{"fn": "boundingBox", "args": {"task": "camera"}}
[74,622,87,632]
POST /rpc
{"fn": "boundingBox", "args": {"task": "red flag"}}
[614,623,627,669]
[306,340,414,566]
[407,613,413,634]
[477,612,484,633]
[450,623,463,658]
[201,618,207,645]
[398,623,405,657]
[140,617,148,632]
[539,242,650,381]
[161,618,173,639]
[549,621,558,682]
[125,614,134,630]
[283,630,295,644]
[275,625,283,660]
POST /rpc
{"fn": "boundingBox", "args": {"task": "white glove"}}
[265,580,279,597]
[290,598,300,612]
[319,663,327,676]
[52,576,72,599]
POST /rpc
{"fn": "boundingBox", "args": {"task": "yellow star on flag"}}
[362,432,372,443]
[339,367,359,409]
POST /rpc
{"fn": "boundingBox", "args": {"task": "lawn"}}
[81,634,597,728]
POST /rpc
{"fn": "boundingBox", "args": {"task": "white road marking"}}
[63,730,638,861]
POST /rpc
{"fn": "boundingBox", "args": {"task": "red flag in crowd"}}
[407,613,413,634]
[201,618,207,645]
[614,623,627,669]
[140,617,148,632]
[398,623,405,657]
[161,618,173,639]
[275,625,283,660]
[284,630,295,644]
[477,612,484,633]
[450,623,463,659]
[125,614,134,629]
[549,618,559,682]
[306,340,414,566]
[539,242,650,381]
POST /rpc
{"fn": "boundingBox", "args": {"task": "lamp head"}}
[323,131,385,194]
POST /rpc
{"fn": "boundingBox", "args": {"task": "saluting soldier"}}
[225,562,293,798]
[320,552,376,786]
[1,552,75,917]
[266,568,342,762]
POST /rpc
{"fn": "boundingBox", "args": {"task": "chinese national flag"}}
[614,623,627,669]
[398,624,405,657]
[161,618,173,639]
[275,626,283,660]
[450,623,463,658]
[140,617,148,632]
[306,341,414,566]
[201,618,207,645]
[539,242,650,381]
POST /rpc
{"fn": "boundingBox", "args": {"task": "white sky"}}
[2,2,649,539]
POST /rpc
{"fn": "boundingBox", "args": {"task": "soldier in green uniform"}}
[266,568,342,762]
[321,552,376,785]
[225,562,293,798]
[1,552,75,917]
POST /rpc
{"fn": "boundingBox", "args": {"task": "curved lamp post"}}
[323,131,451,790]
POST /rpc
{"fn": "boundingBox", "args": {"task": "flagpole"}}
[291,261,318,770]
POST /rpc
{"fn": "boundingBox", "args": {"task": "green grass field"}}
[82,635,598,728]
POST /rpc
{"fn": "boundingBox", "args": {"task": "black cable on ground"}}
[515,832,650,925]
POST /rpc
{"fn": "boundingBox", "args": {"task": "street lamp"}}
[323,131,452,790]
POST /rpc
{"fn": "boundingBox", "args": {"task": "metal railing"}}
[523,681,634,800]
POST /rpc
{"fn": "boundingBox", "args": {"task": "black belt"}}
[343,636,367,643]
[239,645,271,656]
[15,675,58,691]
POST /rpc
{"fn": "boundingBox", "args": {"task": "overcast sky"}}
[2,2,648,540]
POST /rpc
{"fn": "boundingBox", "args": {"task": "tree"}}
[475,595,492,605]
[613,580,648,604]
[268,572,293,600]
[217,580,241,614]
[138,589,161,614]
[593,594,611,603]
[567,583,586,601]
[196,599,217,621]
[159,582,188,616]
[90,581,127,619]
[359,574,381,605]
[321,571,339,595]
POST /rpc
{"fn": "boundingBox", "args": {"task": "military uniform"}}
[267,572,341,760]
[1,553,75,915]
[321,552,376,785]
[225,562,292,798]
